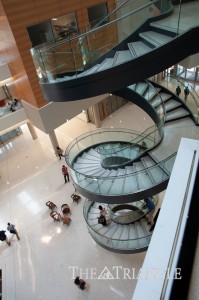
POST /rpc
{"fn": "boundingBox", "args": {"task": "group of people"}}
[175,85,190,101]
[0,223,20,247]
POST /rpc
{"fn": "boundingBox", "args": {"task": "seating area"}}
[71,194,81,204]
[46,201,57,211]
[47,202,72,225]
[61,204,71,215]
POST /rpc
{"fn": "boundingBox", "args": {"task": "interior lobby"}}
[0,0,199,299]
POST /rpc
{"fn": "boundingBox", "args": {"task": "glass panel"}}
[51,12,79,41]
[31,0,173,82]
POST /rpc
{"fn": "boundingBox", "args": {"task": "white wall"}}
[0,108,28,135]
[22,94,108,134]
[132,137,199,300]
[179,53,199,69]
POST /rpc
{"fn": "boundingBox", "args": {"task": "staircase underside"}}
[41,26,199,102]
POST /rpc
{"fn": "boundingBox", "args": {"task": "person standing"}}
[149,208,161,232]
[56,146,64,160]
[7,223,20,240]
[62,165,70,183]
[144,197,155,225]
[74,276,86,290]
[176,85,181,97]
[98,205,107,226]
[0,230,11,246]
[184,86,190,102]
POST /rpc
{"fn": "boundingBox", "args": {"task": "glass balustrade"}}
[83,199,153,251]
[30,0,173,83]
[162,73,199,124]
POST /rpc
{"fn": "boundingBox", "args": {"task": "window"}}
[87,3,108,28]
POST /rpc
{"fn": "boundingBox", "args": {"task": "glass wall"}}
[27,12,79,47]
[0,128,22,146]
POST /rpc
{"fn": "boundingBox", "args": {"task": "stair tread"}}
[139,31,173,46]
[164,99,182,111]
[166,107,189,120]
[78,64,101,77]
[95,58,114,72]
[150,22,185,35]
[128,41,152,57]
[113,50,132,66]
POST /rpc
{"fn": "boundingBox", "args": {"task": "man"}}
[7,223,20,240]
[144,197,155,225]
[184,86,190,102]
[176,85,181,97]
[62,165,70,183]
[0,230,11,246]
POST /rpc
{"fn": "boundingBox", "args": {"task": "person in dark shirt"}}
[144,197,155,225]
[0,230,11,246]
[149,208,161,232]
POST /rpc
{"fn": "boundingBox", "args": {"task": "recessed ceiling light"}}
[52,18,58,21]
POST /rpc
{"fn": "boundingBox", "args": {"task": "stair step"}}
[76,157,100,165]
[112,225,125,239]
[128,41,153,58]
[166,107,190,121]
[78,64,101,77]
[134,82,148,95]
[159,92,172,102]
[150,22,185,35]
[143,85,160,101]
[141,156,168,183]
[81,152,100,161]
[113,50,132,66]
[95,58,114,72]
[87,148,101,159]
[164,99,182,112]
[139,31,173,47]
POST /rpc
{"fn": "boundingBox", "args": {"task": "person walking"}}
[176,85,181,97]
[74,276,86,290]
[56,146,64,160]
[184,86,190,102]
[7,223,20,240]
[144,197,155,225]
[0,230,11,246]
[62,165,70,183]
[98,205,107,226]
[149,208,161,232]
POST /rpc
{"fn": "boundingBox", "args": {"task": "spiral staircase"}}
[31,0,199,253]
[66,78,198,253]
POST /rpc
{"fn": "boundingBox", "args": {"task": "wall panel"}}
[0,0,115,109]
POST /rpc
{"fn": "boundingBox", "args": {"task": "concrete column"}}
[49,131,59,153]
[27,122,38,140]
[93,104,101,128]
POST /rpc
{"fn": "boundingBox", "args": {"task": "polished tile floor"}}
[0,106,151,300]
[0,85,198,299]
[1,1,199,299]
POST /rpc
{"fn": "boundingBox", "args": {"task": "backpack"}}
[98,215,105,224]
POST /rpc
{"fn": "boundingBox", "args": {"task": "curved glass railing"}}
[107,196,158,224]
[30,0,172,83]
[163,73,199,124]
[97,79,166,162]
[83,200,152,251]
[66,121,163,165]
[69,152,176,197]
